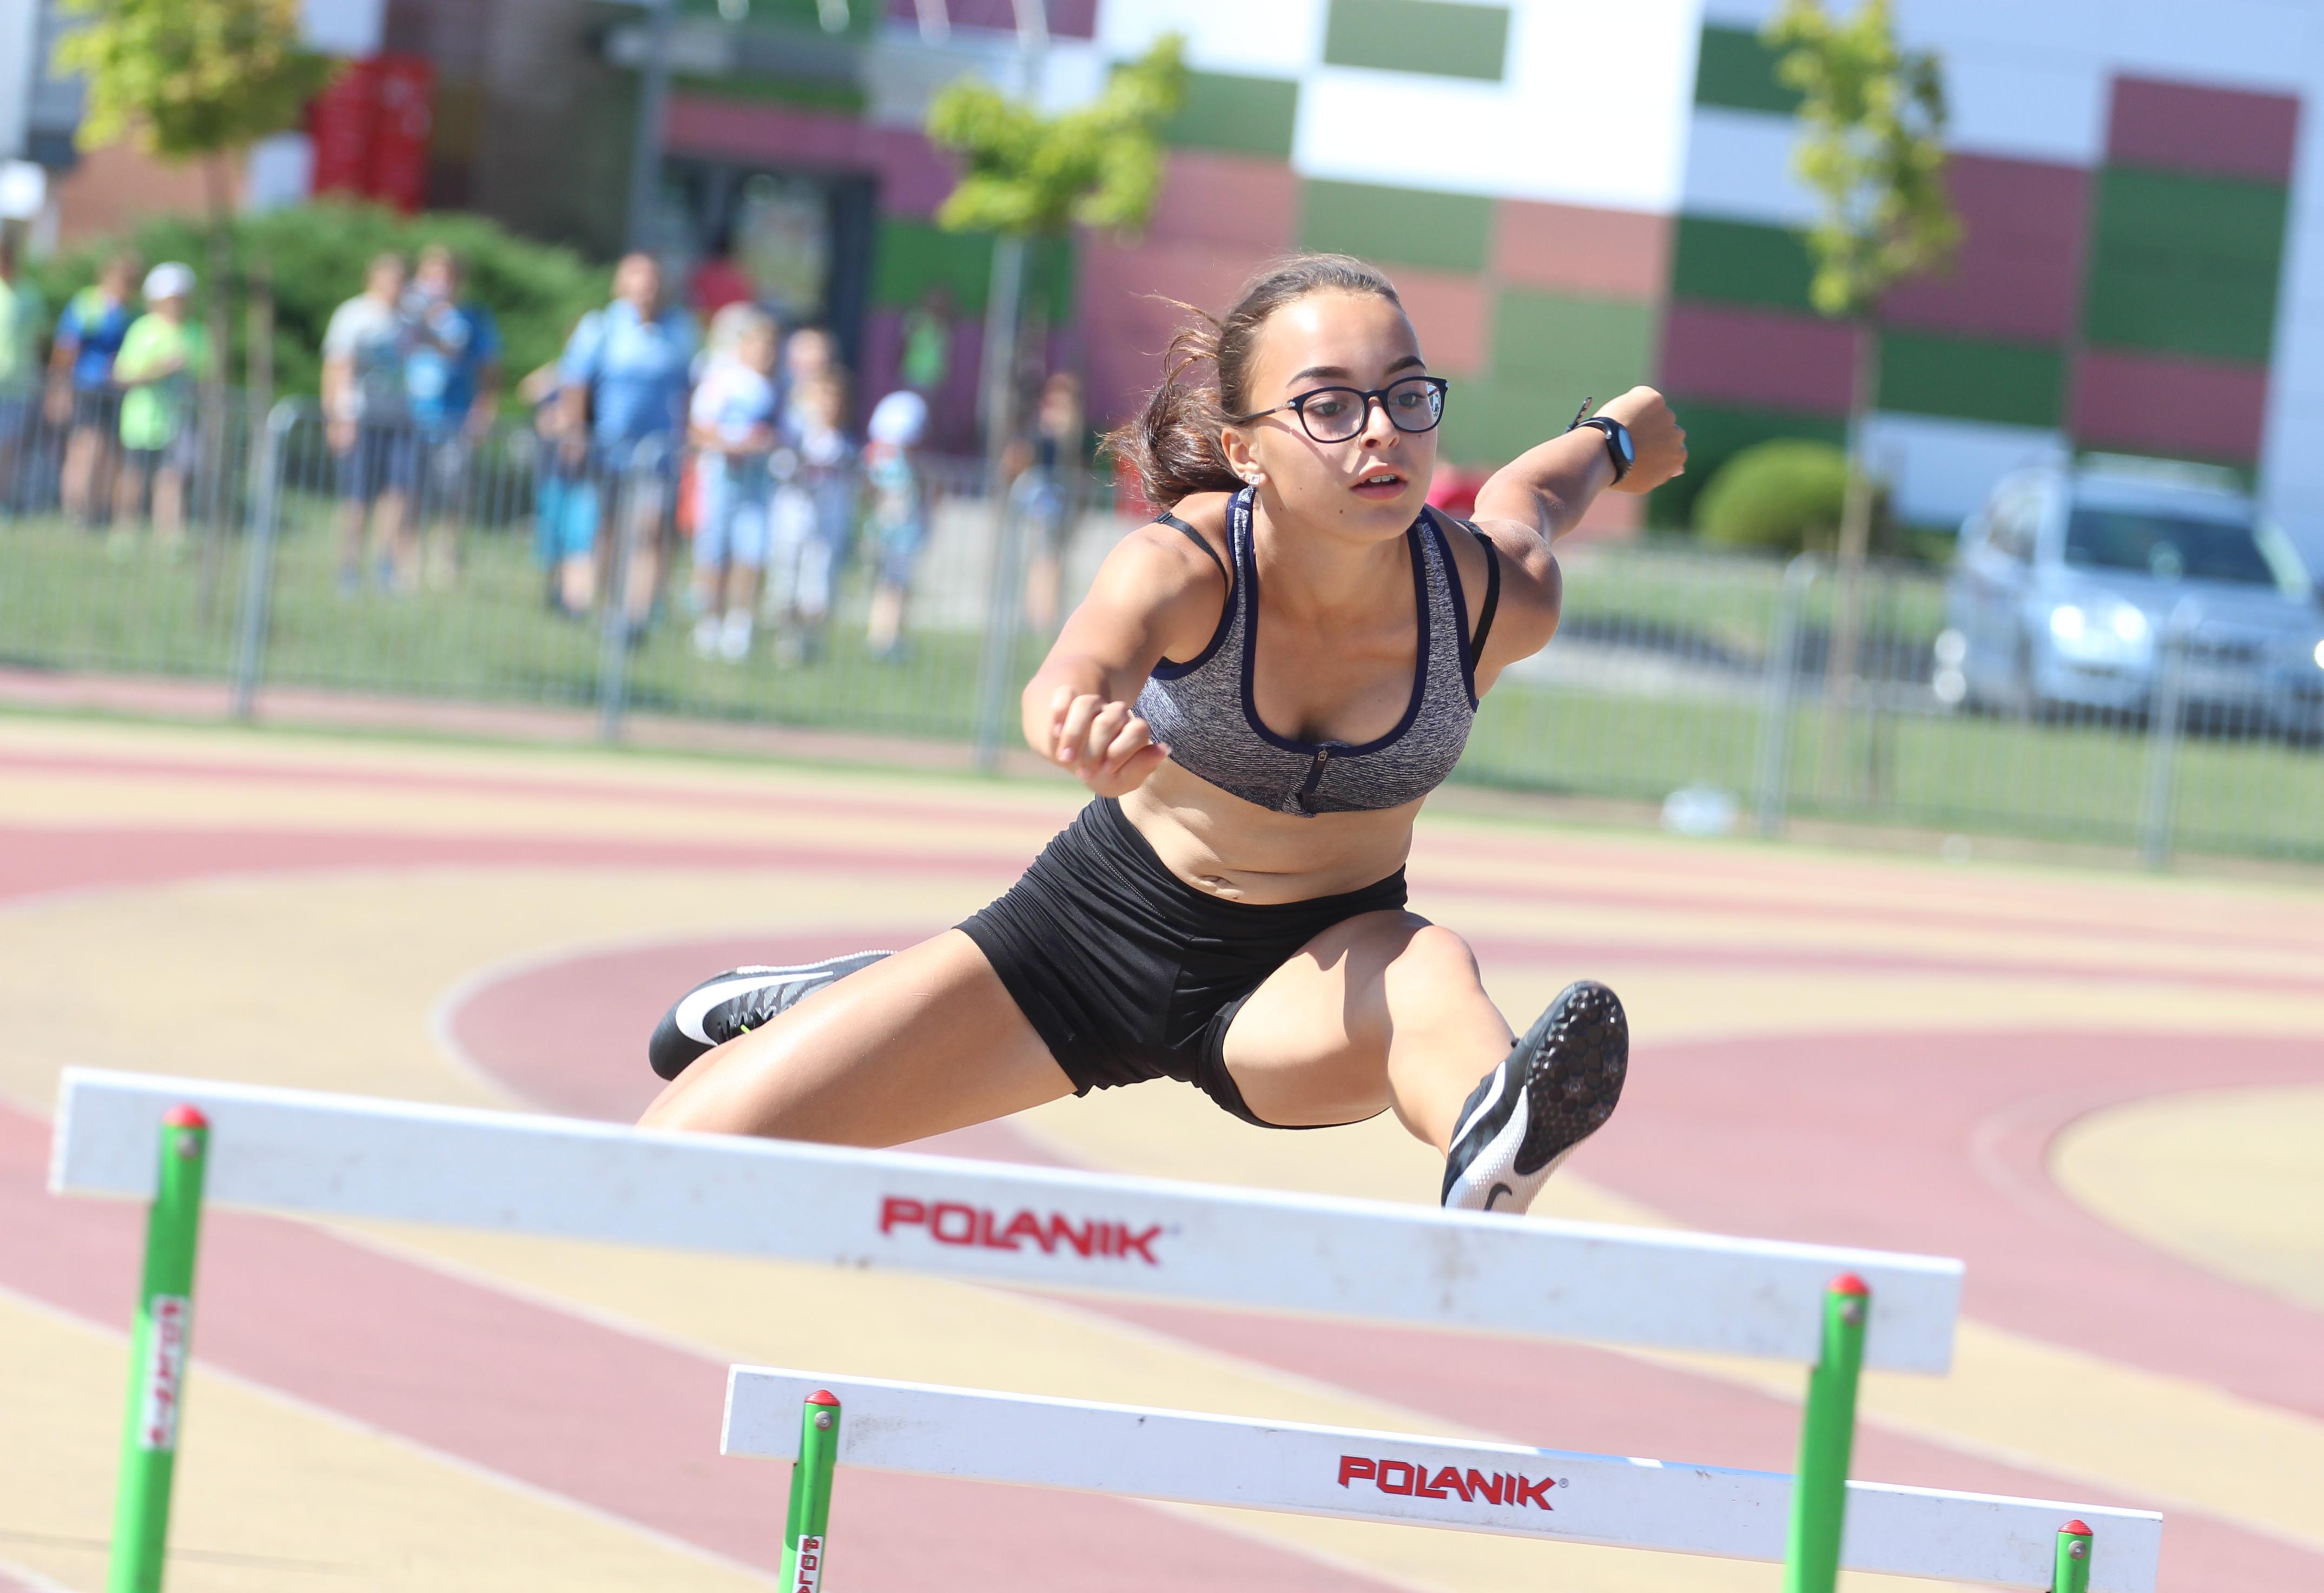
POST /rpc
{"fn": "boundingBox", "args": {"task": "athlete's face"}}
[1222,290,1436,538]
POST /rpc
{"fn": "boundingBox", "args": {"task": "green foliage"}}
[28,200,608,403]
[56,0,334,162]
[926,35,1187,238]
[1695,438,1852,552]
[1763,0,1958,321]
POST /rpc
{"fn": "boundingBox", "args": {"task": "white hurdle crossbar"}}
[721,1368,2164,1592]
[50,1068,1961,1370]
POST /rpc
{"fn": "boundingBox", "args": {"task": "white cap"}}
[868,389,928,447]
[143,262,195,302]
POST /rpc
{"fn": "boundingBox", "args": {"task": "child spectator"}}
[110,263,208,560]
[762,371,854,664]
[402,243,502,590]
[687,309,780,661]
[322,251,415,593]
[1013,371,1085,635]
[47,251,139,528]
[519,339,597,615]
[862,390,928,661]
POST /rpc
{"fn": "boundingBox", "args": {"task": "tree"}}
[55,0,334,597]
[926,34,1186,769]
[926,32,1186,467]
[1764,0,1957,792]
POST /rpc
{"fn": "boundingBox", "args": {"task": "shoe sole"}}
[1442,980,1628,1212]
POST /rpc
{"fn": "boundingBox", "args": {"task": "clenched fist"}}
[1595,386,1687,495]
[1047,687,1168,797]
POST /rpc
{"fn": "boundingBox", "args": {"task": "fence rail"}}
[1,391,2318,866]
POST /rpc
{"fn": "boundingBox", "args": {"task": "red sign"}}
[879,1196,1165,1265]
[137,1295,190,1451]
[307,53,434,213]
[1337,1455,1559,1510]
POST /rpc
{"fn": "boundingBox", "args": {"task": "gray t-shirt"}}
[323,293,408,423]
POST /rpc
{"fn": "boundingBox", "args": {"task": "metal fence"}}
[2,392,2318,868]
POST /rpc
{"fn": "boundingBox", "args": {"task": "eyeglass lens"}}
[1294,379,1444,443]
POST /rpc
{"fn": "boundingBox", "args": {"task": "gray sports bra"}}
[1134,485,1499,818]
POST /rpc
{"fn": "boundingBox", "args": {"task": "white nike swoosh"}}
[1450,1060,1509,1151]
[674,972,798,1044]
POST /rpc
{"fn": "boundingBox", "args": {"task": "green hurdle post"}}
[2051,1518,2094,1593]
[781,1391,842,1590]
[1784,1273,1869,1593]
[109,1105,211,1593]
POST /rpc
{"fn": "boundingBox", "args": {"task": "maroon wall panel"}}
[1881,154,2088,343]
[1658,302,1858,416]
[1146,149,1300,252]
[2106,76,2300,183]
[2071,348,2270,461]
[663,96,956,218]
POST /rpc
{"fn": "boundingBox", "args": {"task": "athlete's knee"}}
[1388,923,1481,988]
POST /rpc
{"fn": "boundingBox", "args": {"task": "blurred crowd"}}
[1,240,1098,667]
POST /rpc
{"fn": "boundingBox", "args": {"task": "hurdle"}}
[50,1067,2161,1591]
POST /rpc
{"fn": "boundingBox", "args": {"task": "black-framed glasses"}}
[1234,376,1449,444]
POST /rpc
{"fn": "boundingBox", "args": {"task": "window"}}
[2064,506,2276,585]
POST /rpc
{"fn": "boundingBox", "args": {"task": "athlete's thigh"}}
[638,929,1073,1146]
[1217,909,1434,1127]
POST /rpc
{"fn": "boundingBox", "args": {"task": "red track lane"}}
[4,1109,1397,1593]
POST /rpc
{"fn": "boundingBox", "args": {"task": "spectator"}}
[687,308,779,661]
[322,252,415,594]
[763,371,854,664]
[1013,370,1085,635]
[47,251,139,528]
[899,285,952,398]
[689,233,754,318]
[559,251,697,638]
[777,324,838,440]
[862,389,928,661]
[109,262,208,561]
[0,230,47,507]
[518,332,597,615]
[402,243,503,590]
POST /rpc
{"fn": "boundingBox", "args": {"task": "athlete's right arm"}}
[1020,496,1231,798]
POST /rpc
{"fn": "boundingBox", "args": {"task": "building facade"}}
[628,0,2324,535]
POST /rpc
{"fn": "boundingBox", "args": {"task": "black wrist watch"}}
[1573,415,1635,483]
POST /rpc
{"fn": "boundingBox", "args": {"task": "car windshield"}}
[2063,506,2276,585]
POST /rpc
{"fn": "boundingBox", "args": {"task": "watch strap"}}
[1577,416,1633,483]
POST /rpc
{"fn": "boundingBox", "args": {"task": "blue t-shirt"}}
[404,297,501,431]
[58,288,135,391]
[560,301,697,446]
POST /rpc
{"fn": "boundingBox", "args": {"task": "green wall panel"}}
[2082,167,2287,363]
[1298,179,1493,272]
[1878,331,2065,429]
[1436,377,1593,469]
[1161,71,1299,159]
[871,221,1072,321]
[1491,287,1657,399]
[1693,25,1800,114]
[1646,398,1846,526]
[1668,216,1817,313]
[1324,0,1510,82]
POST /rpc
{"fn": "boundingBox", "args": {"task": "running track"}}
[1,717,2318,1592]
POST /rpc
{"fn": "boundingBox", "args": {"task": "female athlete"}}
[639,253,1686,1214]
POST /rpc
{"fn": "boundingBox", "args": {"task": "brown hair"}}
[1105,253,1401,508]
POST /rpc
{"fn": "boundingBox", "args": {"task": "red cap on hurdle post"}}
[806,1390,840,1407]
[1831,1273,1869,1296]
[162,1105,208,1129]
[2061,1520,2091,1536]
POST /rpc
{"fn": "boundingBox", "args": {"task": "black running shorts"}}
[959,796,1408,1128]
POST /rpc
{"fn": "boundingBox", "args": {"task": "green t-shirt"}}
[115,314,209,450]
[0,275,44,389]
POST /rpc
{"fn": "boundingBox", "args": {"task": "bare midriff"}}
[1119,762,1422,904]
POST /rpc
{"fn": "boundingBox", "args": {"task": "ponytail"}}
[1104,253,1403,511]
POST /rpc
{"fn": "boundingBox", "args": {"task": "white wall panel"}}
[1862,413,2068,526]
[1095,0,1324,78]
[1681,106,1814,226]
[1293,1,1700,212]
[300,0,383,56]
[1935,42,2108,167]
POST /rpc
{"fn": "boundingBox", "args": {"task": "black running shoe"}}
[1440,980,1628,1214]
[646,951,893,1081]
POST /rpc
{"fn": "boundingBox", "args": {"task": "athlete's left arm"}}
[1461,386,1686,690]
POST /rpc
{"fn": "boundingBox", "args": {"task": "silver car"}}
[1937,456,2324,732]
